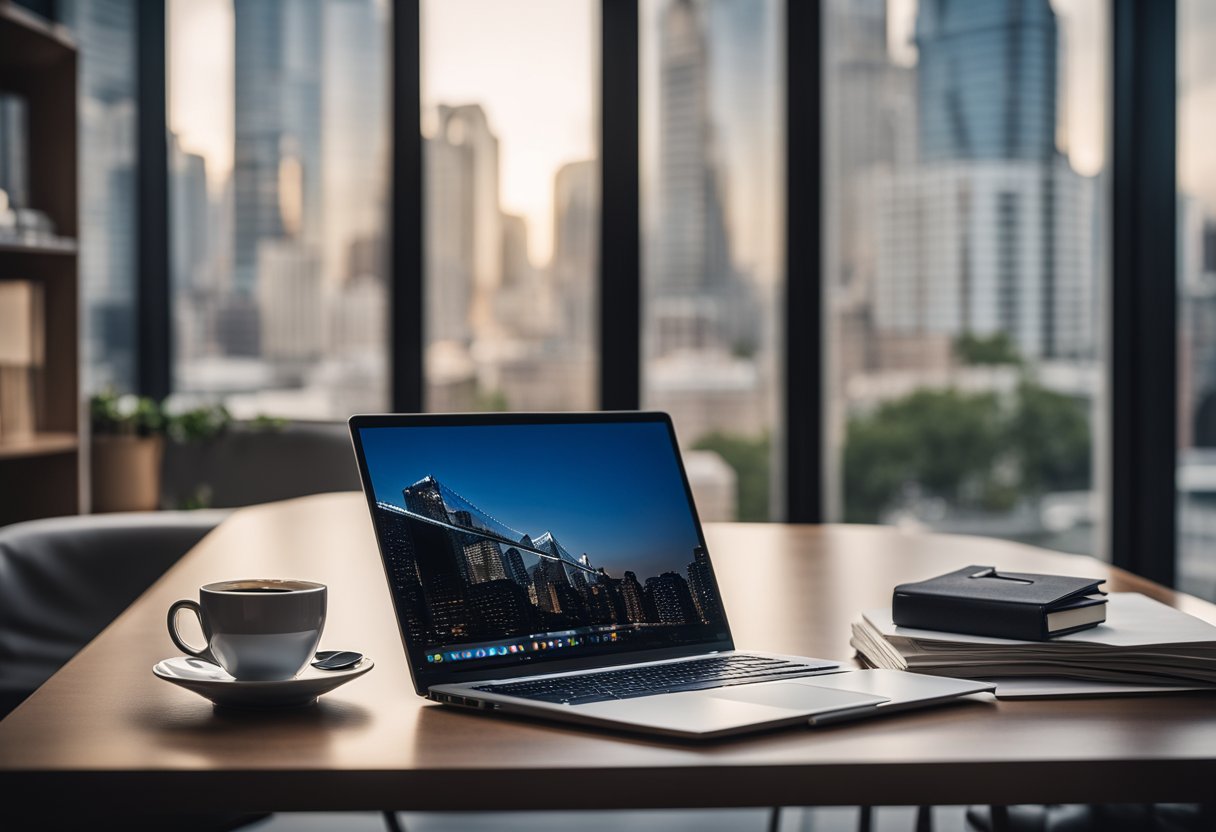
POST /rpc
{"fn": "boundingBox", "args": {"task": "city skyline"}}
[52,0,1216,607]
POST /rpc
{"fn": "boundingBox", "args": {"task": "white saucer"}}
[153,655,374,708]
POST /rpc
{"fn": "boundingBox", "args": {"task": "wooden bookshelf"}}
[0,238,77,255]
[0,431,77,460]
[0,0,80,525]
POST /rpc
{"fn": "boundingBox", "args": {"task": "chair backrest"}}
[0,511,228,718]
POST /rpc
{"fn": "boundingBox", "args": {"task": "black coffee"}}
[228,587,293,593]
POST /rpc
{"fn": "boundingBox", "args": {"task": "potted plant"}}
[89,391,169,513]
[90,391,236,512]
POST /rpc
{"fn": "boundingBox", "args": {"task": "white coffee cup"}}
[167,579,327,681]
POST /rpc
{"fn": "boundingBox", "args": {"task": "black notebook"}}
[892,566,1107,641]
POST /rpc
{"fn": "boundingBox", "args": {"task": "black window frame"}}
[130,0,1180,585]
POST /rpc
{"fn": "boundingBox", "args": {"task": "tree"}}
[843,389,1004,522]
[842,379,1091,523]
[954,332,1022,366]
[691,432,770,522]
[1009,380,1090,494]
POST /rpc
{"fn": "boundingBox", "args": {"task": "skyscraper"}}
[551,159,597,337]
[685,545,722,625]
[620,570,647,624]
[435,105,503,337]
[170,136,210,295]
[256,241,323,364]
[916,0,1057,163]
[425,104,505,348]
[60,0,138,393]
[869,0,1095,363]
[649,0,755,361]
[645,572,698,626]
[232,0,324,294]
[654,0,731,297]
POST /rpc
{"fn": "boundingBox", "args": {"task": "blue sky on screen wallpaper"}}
[359,422,704,578]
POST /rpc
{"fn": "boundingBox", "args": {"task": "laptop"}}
[349,412,992,740]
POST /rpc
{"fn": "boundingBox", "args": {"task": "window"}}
[60,0,138,394]
[168,0,390,419]
[824,0,1108,554]
[1178,0,1216,601]
[421,0,599,413]
[641,0,783,522]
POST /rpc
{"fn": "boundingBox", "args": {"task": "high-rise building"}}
[916,0,1057,164]
[551,159,598,344]
[424,103,510,355]
[170,135,210,295]
[502,547,531,588]
[466,579,536,638]
[685,545,722,625]
[462,537,508,584]
[649,0,755,360]
[653,0,731,297]
[60,0,138,392]
[375,502,431,641]
[430,104,503,338]
[403,476,451,523]
[232,0,323,294]
[823,0,916,379]
[256,241,323,364]
[868,0,1096,363]
[645,572,698,626]
[872,159,1096,361]
[425,129,475,347]
[620,570,647,624]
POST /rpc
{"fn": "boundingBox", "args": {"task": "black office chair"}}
[0,510,229,718]
[965,804,1213,832]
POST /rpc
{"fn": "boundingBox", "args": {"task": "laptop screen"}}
[353,414,731,681]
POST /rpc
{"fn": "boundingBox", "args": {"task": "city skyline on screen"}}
[359,421,727,656]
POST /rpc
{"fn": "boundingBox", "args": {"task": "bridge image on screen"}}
[374,475,725,651]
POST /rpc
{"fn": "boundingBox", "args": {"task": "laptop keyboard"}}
[471,655,836,706]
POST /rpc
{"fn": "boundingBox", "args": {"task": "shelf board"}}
[0,238,78,256]
[0,431,78,460]
[0,1,76,69]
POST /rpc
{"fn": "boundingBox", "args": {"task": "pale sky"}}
[167,0,1215,270]
[1179,0,1216,214]
[422,0,597,264]
[168,0,233,188]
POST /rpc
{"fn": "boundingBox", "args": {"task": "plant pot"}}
[91,434,165,513]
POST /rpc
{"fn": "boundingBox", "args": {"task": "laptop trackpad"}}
[709,682,888,712]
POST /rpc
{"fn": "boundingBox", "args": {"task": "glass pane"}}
[59,0,138,394]
[825,0,1107,554]
[1178,0,1216,601]
[421,0,599,413]
[169,0,390,419]
[641,0,784,522]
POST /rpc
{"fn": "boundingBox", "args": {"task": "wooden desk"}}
[1,493,1213,811]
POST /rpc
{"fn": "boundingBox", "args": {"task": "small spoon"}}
[312,650,364,670]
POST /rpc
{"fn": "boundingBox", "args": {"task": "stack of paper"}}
[852,593,1216,696]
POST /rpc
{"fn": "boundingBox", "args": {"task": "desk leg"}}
[382,811,408,832]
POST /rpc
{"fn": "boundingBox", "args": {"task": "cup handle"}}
[167,599,217,665]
